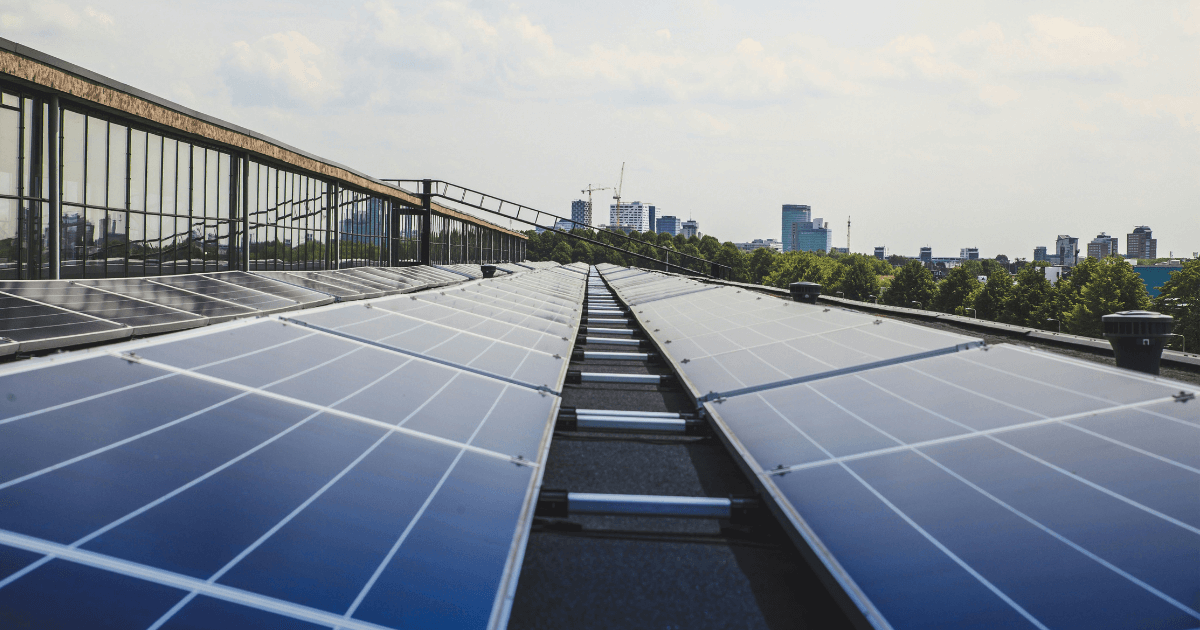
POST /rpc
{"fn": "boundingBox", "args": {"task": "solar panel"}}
[149,275,301,314]
[0,266,587,630]
[0,281,206,336]
[275,271,386,299]
[435,264,481,279]
[204,272,335,308]
[594,266,1200,630]
[0,290,131,351]
[79,278,259,323]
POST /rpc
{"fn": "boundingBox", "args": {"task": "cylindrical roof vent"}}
[481,264,497,279]
[789,281,821,304]
[1102,310,1174,375]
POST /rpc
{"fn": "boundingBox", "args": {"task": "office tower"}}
[609,201,653,232]
[959,247,979,260]
[781,204,811,252]
[1056,235,1080,267]
[1127,226,1157,260]
[1034,246,1048,262]
[682,219,699,238]
[874,246,886,259]
[920,247,932,263]
[570,200,591,227]
[656,215,683,236]
[1087,233,1116,259]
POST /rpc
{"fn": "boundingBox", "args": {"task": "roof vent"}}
[481,264,498,279]
[789,282,821,304]
[1102,310,1174,375]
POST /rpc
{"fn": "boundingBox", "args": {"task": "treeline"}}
[524,228,1196,352]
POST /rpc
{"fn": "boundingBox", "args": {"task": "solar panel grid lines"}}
[147,276,301,314]
[77,278,261,323]
[250,271,367,301]
[700,347,1200,630]
[0,281,209,337]
[277,313,565,395]
[0,289,133,351]
[597,265,1200,630]
[204,272,335,308]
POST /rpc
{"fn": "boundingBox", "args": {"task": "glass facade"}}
[0,78,525,279]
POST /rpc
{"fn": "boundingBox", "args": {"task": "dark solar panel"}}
[149,275,299,313]
[0,291,131,351]
[204,272,335,307]
[594,265,1200,630]
[0,266,587,630]
[0,324,558,630]
[79,278,258,322]
[0,282,206,336]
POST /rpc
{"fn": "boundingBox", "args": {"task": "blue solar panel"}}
[0,266,586,630]
[595,265,1200,630]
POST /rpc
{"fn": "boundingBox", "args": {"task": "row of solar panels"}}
[595,263,1200,630]
[0,262,591,630]
[0,263,548,356]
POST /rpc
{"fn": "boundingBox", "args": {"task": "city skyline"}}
[7,1,1194,260]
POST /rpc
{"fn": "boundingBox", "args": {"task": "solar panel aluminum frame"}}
[202,272,337,309]
[283,268,586,396]
[0,290,135,353]
[144,276,302,317]
[5,281,211,338]
[0,275,585,630]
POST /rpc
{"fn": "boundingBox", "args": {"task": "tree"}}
[883,261,936,309]
[1064,257,1151,337]
[1002,262,1055,327]
[829,254,881,301]
[549,242,573,264]
[970,271,1013,321]
[747,248,777,284]
[1154,259,1199,353]
[713,242,748,282]
[931,266,981,314]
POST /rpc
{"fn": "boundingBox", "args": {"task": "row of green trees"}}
[524,228,1195,352]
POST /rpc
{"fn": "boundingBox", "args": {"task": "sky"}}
[4,0,1198,259]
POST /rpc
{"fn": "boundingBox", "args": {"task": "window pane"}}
[85,117,106,206]
[108,123,127,209]
[62,111,85,204]
[85,206,105,277]
[146,134,161,214]
[0,107,17,196]
[129,130,146,212]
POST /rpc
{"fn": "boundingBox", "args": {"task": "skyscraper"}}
[781,204,811,252]
[682,219,699,238]
[656,215,682,235]
[1087,233,1116,259]
[1127,226,1157,260]
[570,200,591,228]
[874,246,886,259]
[609,201,654,232]
[1034,246,1048,262]
[920,247,932,262]
[1056,235,1080,267]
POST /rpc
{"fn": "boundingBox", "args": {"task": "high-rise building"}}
[682,219,699,239]
[1034,246,1048,262]
[656,215,682,235]
[920,247,932,263]
[609,201,654,232]
[1127,226,1157,260]
[787,217,831,252]
[648,205,656,233]
[960,247,980,260]
[1087,232,1117,259]
[781,204,811,252]
[874,246,887,259]
[570,200,591,228]
[1056,235,1080,267]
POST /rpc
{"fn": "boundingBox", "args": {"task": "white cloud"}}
[0,0,114,34]
[978,84,1020,107]
[221,31,342,108]
[1107,93,1200,132]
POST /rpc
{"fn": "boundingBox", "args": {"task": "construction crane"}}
[847,216,851,253]
[580,184,611,229]
[613,162,625,230]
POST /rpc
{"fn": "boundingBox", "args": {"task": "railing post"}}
[47,96,61,280]
[419,179,432,265]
